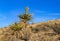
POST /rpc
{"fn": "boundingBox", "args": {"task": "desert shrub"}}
[50,23,60,34]
[52,27,60,34]
[43,22,60,34]
[32,27,40,33]
[10,23,24,31]
[32,25,50,33]
[44,33,56,36]
[43,23,54,27]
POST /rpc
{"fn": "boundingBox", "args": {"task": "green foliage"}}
[18,7,32,22]
[10,23,24,31]
[19,13,32,21]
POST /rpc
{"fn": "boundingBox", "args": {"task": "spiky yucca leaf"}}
[19,14,32,21]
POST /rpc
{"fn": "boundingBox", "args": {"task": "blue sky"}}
[0,0,60,27]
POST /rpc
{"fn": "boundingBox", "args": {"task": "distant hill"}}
[0,19,60,41]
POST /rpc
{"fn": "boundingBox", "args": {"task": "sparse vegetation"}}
[0,7,60,41]
[0,19,60,41]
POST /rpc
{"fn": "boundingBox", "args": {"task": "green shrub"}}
[10,23,24,31]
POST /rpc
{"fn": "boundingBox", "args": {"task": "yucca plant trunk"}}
[24,20,28,41]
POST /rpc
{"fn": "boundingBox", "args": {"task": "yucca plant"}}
[18,7,32,41]
[18,7,32,29]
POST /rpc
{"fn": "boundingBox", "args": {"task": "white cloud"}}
[33,16,57,23]
[34,10,46,13]
[32,9,60,15]
[47,13,60,15]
